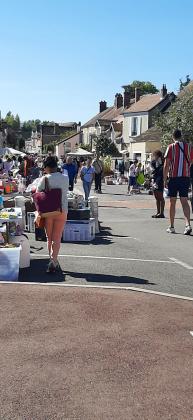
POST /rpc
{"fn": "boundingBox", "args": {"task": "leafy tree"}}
[44,143,55,154]
[156,83,193,149]
[179,75,191,91]
[122,80,158,96]
[94,135,120,157]
[78,143,92,152]
[5,111,15,127]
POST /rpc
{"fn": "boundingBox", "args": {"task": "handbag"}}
[136,172,145,185]
[33,177,62,218]
[35,212,45,229]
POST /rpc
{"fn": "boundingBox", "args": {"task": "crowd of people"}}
[1,127,193,273]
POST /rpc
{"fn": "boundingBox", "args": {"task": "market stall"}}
[0,206,30,281]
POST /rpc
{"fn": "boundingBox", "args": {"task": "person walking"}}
[37,156,69,273]
[164,129,193,234]
[80,157,95,204]
[151,150,165,218]
[128,160,138,195]
[92,154,104,193]
[62,156,77,191]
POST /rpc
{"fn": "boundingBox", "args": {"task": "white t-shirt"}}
[129,164,136,177]
[37,172,69,211]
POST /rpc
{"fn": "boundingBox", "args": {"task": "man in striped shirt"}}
[164,129,193,234]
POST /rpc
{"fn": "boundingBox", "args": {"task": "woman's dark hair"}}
[43,156,58,170]
[153,150,163,158]
[173,129,182,140]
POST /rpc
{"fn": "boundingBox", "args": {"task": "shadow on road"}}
[19,259,65,283]
[64,271,155,285]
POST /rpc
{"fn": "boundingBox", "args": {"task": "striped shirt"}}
[165,142,193,178]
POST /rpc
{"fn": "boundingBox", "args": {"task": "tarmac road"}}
[19,183,193,299]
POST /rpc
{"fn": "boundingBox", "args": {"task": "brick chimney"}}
[160,84,167,98]
[123,90,131,108]
[135,87,141,103]
[99,100,107,113]
[114,93,123,108]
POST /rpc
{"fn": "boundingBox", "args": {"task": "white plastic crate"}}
[27,212,36,233]
[63,218,95,242]
[0,246,21,281]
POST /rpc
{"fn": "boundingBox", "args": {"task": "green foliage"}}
[179,75,191,92]
[80,143,92,152]
[103,156,112,175]
[44,143,55,154]
[122,80,158,96]
[94,135,120,157]
[156,85,193,150]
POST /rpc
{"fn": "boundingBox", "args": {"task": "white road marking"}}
[98,235,142,241]
[190,331,193,337]
[1,281,193,301]
[30,254,175,264]
[169,257,193,270]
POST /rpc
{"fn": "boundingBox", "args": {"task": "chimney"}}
[160,84,167,98]
[135,87,141,103]
[114,93,123,108]
[99,100,107,113]
[123,90,131,108]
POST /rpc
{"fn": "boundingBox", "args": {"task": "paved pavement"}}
[1,182,193,419]
[1,284,193,419]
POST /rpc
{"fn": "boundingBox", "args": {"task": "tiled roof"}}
[82,106,124,128]
[123,93,165,113]
[134,126,162,143]
[56,131,82,145]
[111,122,123,132]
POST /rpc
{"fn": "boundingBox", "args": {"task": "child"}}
[0,190,4,210]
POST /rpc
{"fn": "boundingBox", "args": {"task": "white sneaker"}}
[184,225,192,235]
[166,227,175,234]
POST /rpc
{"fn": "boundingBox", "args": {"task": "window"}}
[131,117,138,136]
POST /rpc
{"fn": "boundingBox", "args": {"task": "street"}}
[21,183,193,299]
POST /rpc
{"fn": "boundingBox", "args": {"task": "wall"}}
[128,141,146,162]
[123,113,149,144]
[82,127,97,145]
[56,132,82,158]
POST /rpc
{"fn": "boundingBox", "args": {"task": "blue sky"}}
[0,0,193,124]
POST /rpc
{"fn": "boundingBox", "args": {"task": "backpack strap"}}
[177,142,190,165]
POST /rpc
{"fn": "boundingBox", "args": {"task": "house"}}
[55,131,83,158]
[122,85,175,161]
[81,92,130,149]
[129,126,162,163]
[40,122,81,149]
[25,130,42,154]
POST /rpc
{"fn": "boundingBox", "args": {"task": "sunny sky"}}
[0,0,193,125]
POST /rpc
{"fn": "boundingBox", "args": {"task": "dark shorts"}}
[168,177,190,198]
[129,176,136,187]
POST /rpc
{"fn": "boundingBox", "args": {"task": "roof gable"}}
[82,106,124,128]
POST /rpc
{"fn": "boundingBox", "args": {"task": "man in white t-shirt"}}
[128,160,138,195]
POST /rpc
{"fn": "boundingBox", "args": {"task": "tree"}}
[44,143,55,154]
[122,80,159,96]
[179,75,191,92]
[5,111,15,127]
[94,135,120,157]
[156,83,193,149]
[79,143,92,152]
